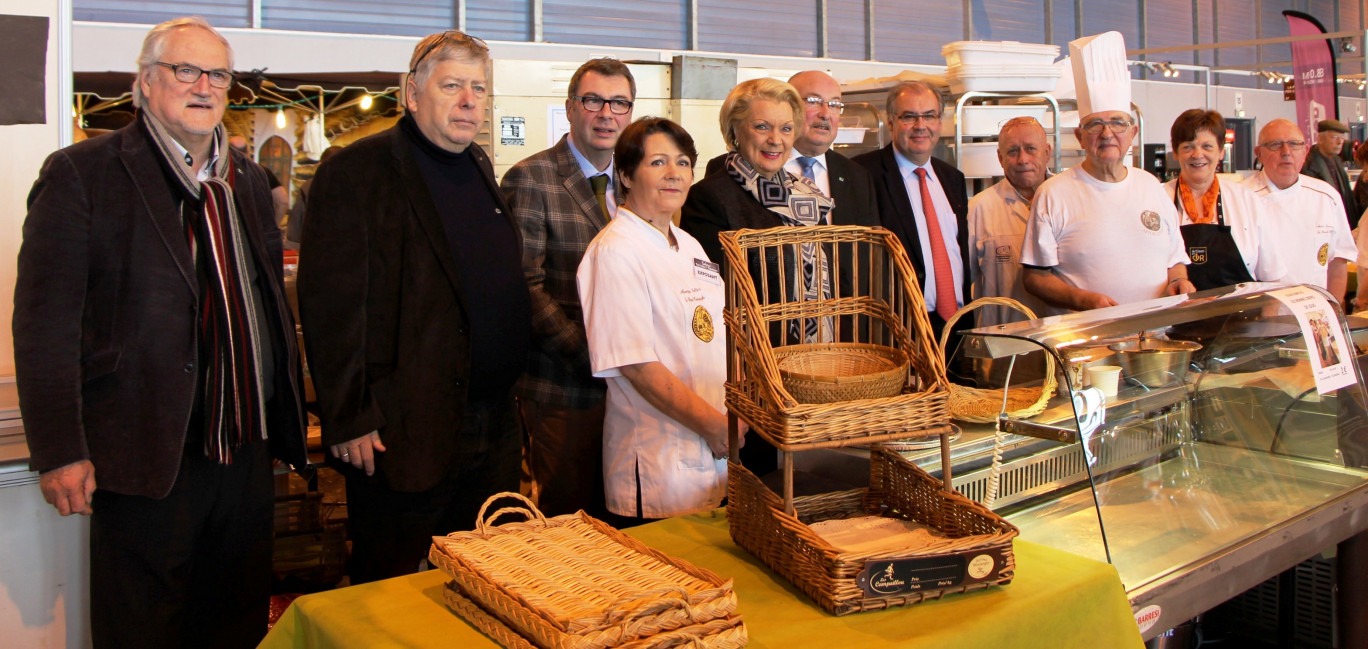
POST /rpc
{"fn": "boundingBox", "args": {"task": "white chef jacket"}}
[1243,172,1356,290]
[966,179,1050,326]
[578,208,727,519]
[1021,166,1189,314]
[1162,178,1287,283]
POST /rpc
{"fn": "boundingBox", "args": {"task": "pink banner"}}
[1285,11,1338,145]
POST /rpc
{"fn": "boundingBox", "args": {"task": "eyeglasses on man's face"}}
[894,111,941,125]
[571,95,634,115]
[1080,118,1134,135]
[156,62,234,89]
[804,96,845,114]
[1260,140,1307,152]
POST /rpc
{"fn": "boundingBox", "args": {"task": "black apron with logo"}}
[1177,188,1255,291]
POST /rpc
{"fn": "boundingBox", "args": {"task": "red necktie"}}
[914,167,958,321]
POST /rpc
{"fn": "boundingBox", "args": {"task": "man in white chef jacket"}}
[1021,31,1193,314]
[1245,118,1356,302]
[967,116,1052,326]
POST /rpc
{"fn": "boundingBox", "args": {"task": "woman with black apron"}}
[1164,109,1287,291]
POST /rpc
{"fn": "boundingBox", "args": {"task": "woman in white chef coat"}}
[578,117,742,523]
[1163,109,1286,290]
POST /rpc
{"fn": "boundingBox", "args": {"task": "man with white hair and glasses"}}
[299,30,531,583]
[1245,118,1357,300]
[1022,32,1192,313]
[16,16,307,647]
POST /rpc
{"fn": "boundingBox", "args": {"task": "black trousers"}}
[343,395,522,584]
[89,439,274,649]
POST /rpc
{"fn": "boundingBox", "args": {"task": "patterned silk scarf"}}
[725,152,835,342]
[141,111,268,463]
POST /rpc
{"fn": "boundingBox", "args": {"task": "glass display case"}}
[931,282,1368,639]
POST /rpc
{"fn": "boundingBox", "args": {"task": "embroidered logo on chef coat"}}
[1188,246,1208,265]
[692,306,714,342]
[1318,244,1330,266]
[995,245,1013,263]
[1140,210,1162,232]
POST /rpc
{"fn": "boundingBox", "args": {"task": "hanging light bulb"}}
[276,107,286,129]
[359,93,373,110]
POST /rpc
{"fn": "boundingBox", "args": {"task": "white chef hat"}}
[1069,31,1131,118]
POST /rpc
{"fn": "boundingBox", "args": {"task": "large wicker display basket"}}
[727,446,1019,616]
[429,493,744,649]
[719,226,952,449]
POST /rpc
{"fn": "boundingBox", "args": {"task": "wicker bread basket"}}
[720,226,950,449]
[429,493,742,649]
[937,297,1057,423]
[442,580,749,649]
[774,342,910,404]
[726,446,1018,616]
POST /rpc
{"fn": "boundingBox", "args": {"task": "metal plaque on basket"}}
[855,547,1011,598]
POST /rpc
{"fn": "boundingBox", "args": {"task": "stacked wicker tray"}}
[430,493,747,648]
[719,225,1018,615]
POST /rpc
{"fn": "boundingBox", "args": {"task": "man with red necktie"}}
[854,80,970,339]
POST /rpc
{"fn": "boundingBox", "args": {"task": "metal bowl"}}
[1107,339,1202,388]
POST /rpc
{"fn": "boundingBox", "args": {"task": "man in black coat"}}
[15,17,307,648]
[1302,118,1360,229]
[854,80,971,340]
[785,70,881,228]
[298,31,531,583]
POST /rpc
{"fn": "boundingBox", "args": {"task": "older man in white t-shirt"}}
[1244,118,1356,302]
[1020,32,1192,314]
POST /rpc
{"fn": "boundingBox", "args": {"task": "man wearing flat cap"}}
[1021,31,1192,313]
[1302,119,1361,229]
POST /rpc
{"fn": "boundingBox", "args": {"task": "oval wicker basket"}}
[774,342,910,404]
[937,297,1057,423]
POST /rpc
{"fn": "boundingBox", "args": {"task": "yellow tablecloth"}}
[260,509,1143,649]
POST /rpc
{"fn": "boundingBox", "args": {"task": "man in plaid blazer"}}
[503,58,636,518]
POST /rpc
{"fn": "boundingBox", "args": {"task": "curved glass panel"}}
[945,283,1368,594]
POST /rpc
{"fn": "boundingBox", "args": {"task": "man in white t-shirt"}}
[1244,118,1356,301]
[1020,32,1192,313]
[967,116,1052,326]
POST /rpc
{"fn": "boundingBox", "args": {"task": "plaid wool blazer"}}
[503,136,611,408]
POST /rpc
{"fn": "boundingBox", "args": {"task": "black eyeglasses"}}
[571,95,634,115]
[409,30,489,75]
[155,62,234,89]
[803,96,845,114]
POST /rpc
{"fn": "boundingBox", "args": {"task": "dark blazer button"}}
[183,363,194,373]
[454,379,464,387]
[458,327,468,336]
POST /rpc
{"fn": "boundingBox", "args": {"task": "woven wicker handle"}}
[475,491,547,537]
[937,296,1040,356]
[602,585,694,625]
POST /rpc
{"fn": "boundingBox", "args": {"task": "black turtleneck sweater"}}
[401,116,531,400]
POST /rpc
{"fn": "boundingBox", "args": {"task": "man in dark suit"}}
[15,17,307,648]
[786,70,880,225]
[854,80,970,339]
[503,58,635,519]
[298,30,531,583]
[1302,118,1360,229]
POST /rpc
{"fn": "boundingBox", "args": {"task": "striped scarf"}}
[141,111,268,463]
